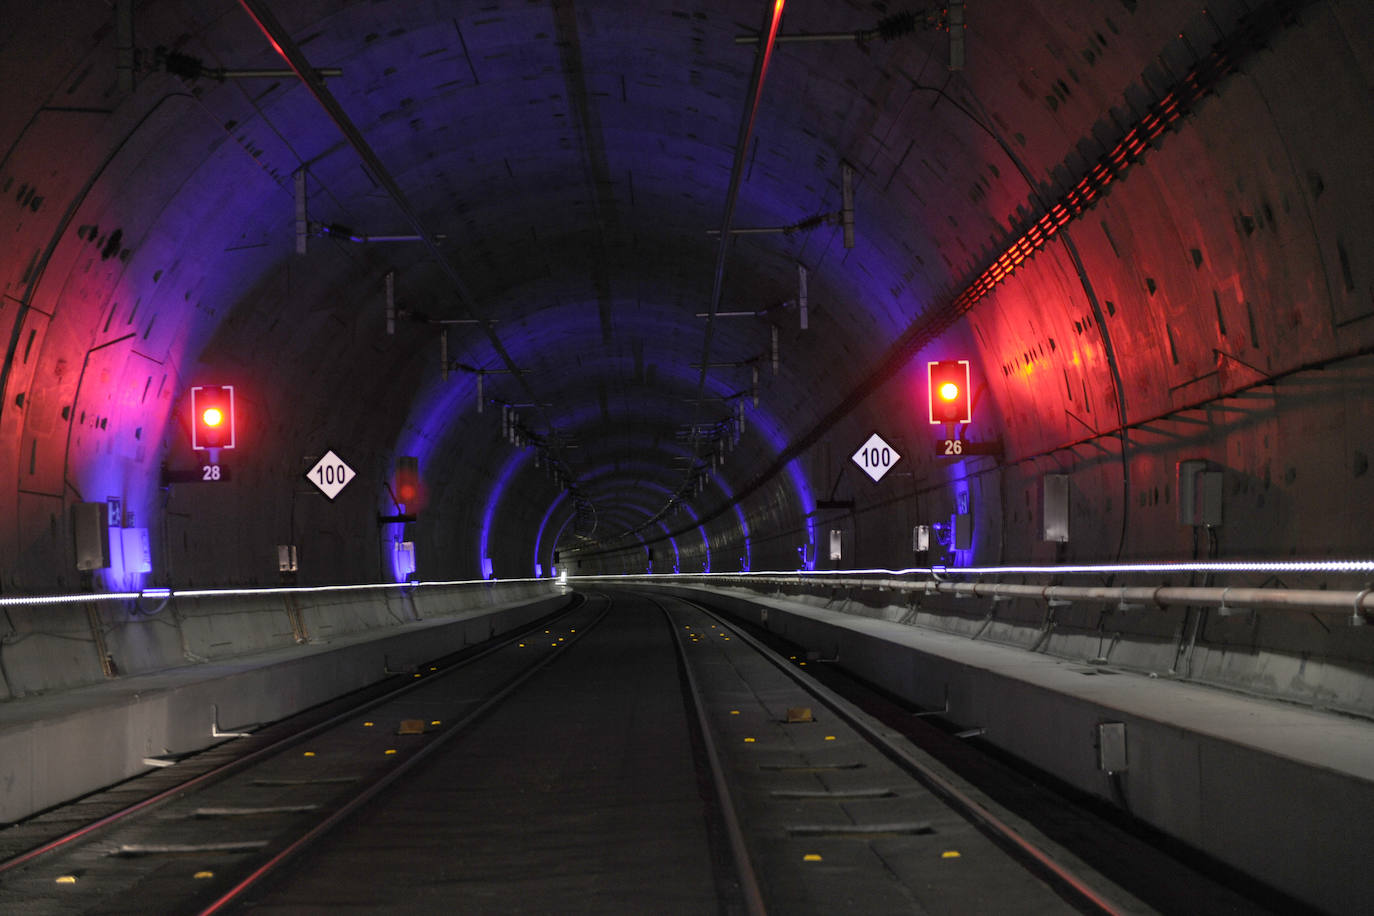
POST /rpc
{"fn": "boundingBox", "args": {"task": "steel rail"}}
[198,593,614,915]
[652,595,768,916]
[671,593,1130,916]
[0,594,586,876]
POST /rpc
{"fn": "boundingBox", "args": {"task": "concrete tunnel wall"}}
[0,1,1367,600]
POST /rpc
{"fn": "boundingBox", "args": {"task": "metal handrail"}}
[576,571,1372,626]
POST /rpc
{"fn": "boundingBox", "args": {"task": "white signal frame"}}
[191,385,236,450]
[927,360,971,425]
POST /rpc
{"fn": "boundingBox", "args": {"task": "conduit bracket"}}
[1215,588,1252,619]
[1352,588,1371,627]
[211,704,256,738]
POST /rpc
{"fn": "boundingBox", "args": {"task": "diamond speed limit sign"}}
[852,433,901,483]
[306,450,356,500]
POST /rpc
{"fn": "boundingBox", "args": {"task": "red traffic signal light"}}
[395,456,420,506]
[927,360,971,424]
[191,385,236,449]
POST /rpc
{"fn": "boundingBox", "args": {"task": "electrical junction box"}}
[119,528,152,574]
[1041,474,1070,543]
[73,502,110,571]
[829,529,843,561]
[1097,722,1127,773]
[913,525,930,552]
[1178,460,1223,527]
[278,545,298,572]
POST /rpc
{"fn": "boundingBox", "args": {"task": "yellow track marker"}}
[303,751,316,757]
[384,749,397,755]
[744,737,756,743]
[55,875,77,884]
[941,850,961,859]
[803,854,823,862]
[194,870,215,879]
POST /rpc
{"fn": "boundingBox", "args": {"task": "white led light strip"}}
[572,559,1374,579]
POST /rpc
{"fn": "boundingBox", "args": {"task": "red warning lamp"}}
[395,456,420,506]
[191,385,236,449]
[927,360,971,424]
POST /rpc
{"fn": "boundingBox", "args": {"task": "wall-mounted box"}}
[1097,721,1127,773]
[73,502,110,571]
[120,528,151,574]
[1041,474,1069,543]
[1179,460,1223,527]
[278,544,298,572]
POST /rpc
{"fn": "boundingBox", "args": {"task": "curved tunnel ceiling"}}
[2,0,1371,591]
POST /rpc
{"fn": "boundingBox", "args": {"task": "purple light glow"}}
[390,317,816,581]
[478,447,536,578]
[533,489,571,576]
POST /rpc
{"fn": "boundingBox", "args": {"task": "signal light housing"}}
[395,456,419,506]
[191,385,236,449]
[928,360,971,424]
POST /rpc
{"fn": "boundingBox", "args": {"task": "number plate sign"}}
[936,439,1002,458]
[306,449,356,500]
[851,432,901,483]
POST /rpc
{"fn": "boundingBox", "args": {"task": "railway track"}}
[0,594,608,914]
[0,589,1146,913]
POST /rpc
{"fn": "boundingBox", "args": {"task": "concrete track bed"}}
[0,585,571,822]
[658,583,1374,915]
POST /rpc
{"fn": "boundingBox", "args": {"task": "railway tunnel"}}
[1,1,1373,912]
